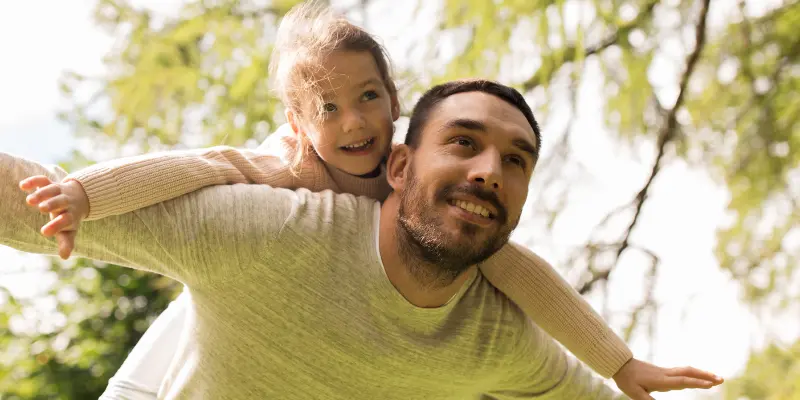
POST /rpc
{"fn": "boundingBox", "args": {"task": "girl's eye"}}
[362,90,378,101]
[323,103,337,113]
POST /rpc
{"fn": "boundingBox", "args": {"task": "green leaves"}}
[680,1,800,308]
[0,258,181,398]
[723,339,800,399]
[60,1,300,151]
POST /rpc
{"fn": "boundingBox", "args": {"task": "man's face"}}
[396,92,539,273]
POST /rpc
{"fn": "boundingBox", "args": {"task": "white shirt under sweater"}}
[0,153,622,399]
[100,290,191,399]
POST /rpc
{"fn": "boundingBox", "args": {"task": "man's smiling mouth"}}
[447,199,495,220]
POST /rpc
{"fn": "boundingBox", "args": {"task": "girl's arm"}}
[479,242,633,379]
[2,152,298,286]
[68,127,329,221]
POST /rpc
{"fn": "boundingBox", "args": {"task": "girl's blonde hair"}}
[268,1,397,172]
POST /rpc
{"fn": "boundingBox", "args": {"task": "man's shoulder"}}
[292,186,381,225]
[192,183,379,234]
[159,182,377,236]
[190,181,378,206]
[172,184,379,274]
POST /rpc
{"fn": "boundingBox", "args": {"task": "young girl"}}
[22,3,720,399]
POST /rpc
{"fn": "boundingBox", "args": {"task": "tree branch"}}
[576,0,712,295]
[621,258,660,344]
[521,0,659,91]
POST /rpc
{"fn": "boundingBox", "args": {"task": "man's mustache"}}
[438,183,507,224]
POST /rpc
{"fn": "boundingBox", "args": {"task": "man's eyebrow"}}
[439,118,487,133]
[513,138,539,161]
[440,118,539,159]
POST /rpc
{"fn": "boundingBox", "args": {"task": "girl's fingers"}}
[41,213,74,237]
[655,376,716,391]
[26,184,62,206]
[39,194,70,214]
[56,231,76,260]
[666,367,723,383]
[19,175,54,192]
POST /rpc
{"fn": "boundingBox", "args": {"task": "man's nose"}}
[467,150,502,191]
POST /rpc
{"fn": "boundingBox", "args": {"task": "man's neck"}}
[378,195,475,308]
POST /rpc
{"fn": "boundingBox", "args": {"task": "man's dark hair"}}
[404,79,541,151]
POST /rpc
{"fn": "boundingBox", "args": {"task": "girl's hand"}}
[19,176,90,260]
[613,358,723,399]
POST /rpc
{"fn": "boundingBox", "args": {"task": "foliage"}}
[0,258,179,399]
[687,1,800,309]
[722,339,800,399]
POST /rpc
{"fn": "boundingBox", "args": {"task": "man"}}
[1,80,623,398]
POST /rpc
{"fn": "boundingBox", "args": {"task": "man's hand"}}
[613,358,723,399]
[18,175,90,260]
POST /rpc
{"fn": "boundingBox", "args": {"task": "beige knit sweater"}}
[65,128,632,378]
[1,152,629,399]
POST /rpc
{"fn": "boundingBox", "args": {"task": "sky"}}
[0,1,797,399]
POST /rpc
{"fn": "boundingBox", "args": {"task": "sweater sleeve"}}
[67,126,325,221]
[478,242,633,378]
[487,318,627,400]
[0,152,298,286]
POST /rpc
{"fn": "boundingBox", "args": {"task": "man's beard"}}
[396,164,517,288]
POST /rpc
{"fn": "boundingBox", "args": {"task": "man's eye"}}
[506,155,526,168]
[362,90,378,101]
[455,137,474,147]
[323,103,337,112]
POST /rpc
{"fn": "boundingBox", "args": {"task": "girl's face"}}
[288,50,400,176]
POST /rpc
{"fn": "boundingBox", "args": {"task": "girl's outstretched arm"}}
[480,243,723,400]
[68,127,325,222]
[479,242,631,379]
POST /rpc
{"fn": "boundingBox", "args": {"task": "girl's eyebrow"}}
[321,78,383,100]
[356,78,382,88]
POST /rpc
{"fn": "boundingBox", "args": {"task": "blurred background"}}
[0,0,797,398]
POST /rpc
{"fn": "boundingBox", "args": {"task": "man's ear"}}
[386,143,411,191]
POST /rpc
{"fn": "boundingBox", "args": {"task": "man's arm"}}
[487,321,626,400]
[0,153,72,256]
[0,152,295,286]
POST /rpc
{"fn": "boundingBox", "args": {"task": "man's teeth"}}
[454,200,491,218]
[343,138,373,149]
